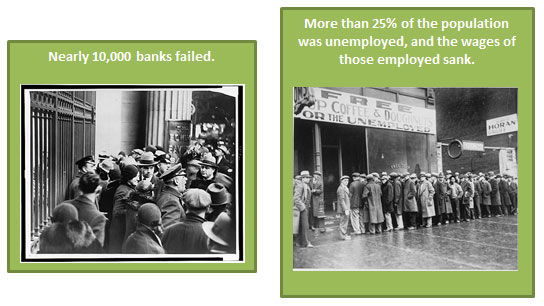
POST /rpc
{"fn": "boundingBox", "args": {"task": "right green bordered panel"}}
[281,7,534,297]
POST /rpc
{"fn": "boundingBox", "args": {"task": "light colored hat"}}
[300,170,311,178]
[99,159,114,173]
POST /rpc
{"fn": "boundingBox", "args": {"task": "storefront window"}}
[367,128,429,174]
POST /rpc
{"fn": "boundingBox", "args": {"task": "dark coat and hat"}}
[123,204,165,254]
[62,195,107,246]
[156,186,186,228]
[362,180,384,223]
[38,203,103,254]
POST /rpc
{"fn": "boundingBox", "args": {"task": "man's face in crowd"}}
[187,164,200,175]
[200,165,215,180]
[140,165,155,179]
[82,162,96,174]
[157,162,169,175]
[175,175,187,193]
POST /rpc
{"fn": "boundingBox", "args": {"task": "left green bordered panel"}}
[7,40,256,272]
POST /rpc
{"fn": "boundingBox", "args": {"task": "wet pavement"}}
[294,215,518,270]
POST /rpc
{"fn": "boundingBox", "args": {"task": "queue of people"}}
[293,170,518,246]
[39,142,236,255]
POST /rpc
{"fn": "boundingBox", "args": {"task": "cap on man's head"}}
[160,163,185,182]
[366,174,374,180]
[121,164,139,182]
[313,171,322,176]
[183,189,212,210]
[138,203,161,227]
[409,173,417,179]
[340,175,350,181]
[351,172,360,177]
[389,172,398,178]
[75,155,95,168]
[300,170,311,178]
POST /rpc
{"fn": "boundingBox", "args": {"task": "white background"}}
[0,0,541,304]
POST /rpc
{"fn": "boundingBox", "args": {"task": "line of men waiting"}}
[293,170,518,247]
[39,143,236,255]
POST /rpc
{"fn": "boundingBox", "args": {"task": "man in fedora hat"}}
[206,183,232,222]
[293,170,313,247]
[190,153,219,191]
[65,155,96,201]
[214,144,233,177]
[137,152,159,184]
[203,212,234,254]
[162,189,212,254]
[156,164,187,228]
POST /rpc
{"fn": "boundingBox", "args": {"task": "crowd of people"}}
[293,170,518,247]
[38,141,237,255]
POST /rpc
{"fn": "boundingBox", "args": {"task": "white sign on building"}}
[294,88,437,134]
[486,114,518,136]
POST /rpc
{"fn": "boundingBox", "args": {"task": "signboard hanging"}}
[294,87,436,134]
[486,114,518,136]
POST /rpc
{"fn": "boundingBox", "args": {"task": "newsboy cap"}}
[183,189,212,210]
[340,175,350,181]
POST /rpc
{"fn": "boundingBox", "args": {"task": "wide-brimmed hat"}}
[159,163,185,182]
[206,183,232,206]
[200,154,218,168]
[99,159,114,173]
[300,170,311,178]
[75,155,95,168]
[187,159,202,168]
[202,212,232,246]
[137,152,159,166]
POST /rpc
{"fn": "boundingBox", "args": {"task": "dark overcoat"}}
[481,180,492,205]
[393,179,403,215]
[362,181,384,223]
[381,181,394,213]
[489,178,502,206]
[63,195,107,246]
[499,180,512,206]
[109,183,134,253]
[156,185,186,228]
[122,224,165,254]
[435,180,451,214]
[349,180,364,209]
[310,178,325,217]
[473,179,482,207]
[161,213,209,254]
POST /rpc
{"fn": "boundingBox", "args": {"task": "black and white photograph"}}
[23,85,244,261]
[292,87,518,270]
